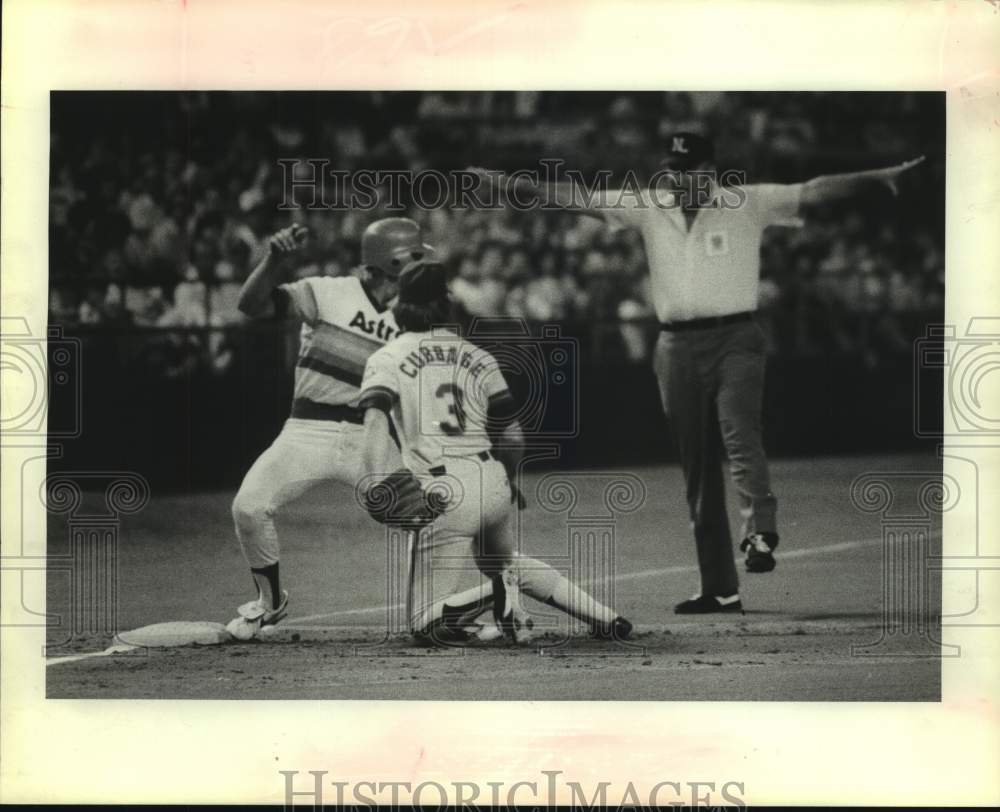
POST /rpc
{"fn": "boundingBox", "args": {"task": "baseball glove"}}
[363,468,446,528]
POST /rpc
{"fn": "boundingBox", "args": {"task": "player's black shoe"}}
[415,606,504,647]
[741,532,779,573]
[590,616,633,641]
[416,606,476,647]
[673,593,743,614]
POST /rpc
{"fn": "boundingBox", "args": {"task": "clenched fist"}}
[268,223,309,255]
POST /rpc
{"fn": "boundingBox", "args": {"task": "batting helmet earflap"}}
[361,218,435,277]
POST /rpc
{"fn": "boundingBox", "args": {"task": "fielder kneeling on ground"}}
[357,259,633,645]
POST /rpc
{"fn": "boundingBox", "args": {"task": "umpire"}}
[472,135,922,613]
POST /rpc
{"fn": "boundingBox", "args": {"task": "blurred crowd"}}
[49,91,944,371]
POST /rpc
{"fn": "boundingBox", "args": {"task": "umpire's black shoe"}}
[741,532,779,573]
[673,593,743,614]
[591,616,633,641]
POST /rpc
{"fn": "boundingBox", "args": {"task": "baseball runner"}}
[473,135,923,614]
[358,259,633,644]
[227,217,432,637]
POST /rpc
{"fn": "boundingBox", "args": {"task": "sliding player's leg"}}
[481,508,633,640]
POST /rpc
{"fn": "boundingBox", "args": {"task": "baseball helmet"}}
[361,218,434,278]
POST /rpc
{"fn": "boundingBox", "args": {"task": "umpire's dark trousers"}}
[653,316,777,598]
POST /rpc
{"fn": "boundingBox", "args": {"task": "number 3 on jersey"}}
[436,383,466,435]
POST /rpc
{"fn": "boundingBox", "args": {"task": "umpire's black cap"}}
[659,132,715,171]
[397,260,450,305]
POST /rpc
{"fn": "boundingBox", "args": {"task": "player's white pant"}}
[232,417,398,568]
[407,455,513,633]
[407,456,618,636]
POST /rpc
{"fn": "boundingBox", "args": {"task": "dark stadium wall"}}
[47,331,942,493]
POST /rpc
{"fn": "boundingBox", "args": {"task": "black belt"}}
[290,398,364,424]
[428,450,495,477]
[660,311,754,332]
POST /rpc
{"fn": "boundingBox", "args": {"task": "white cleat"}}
[228,590,289,640]
[237,589,289,624]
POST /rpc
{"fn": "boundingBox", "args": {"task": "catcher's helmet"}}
[361,218,434,278]
[397,260,449,306]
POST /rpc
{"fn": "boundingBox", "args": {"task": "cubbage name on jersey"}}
[400,344,488,379]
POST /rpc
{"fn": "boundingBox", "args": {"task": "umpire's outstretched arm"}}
[468,155,925,221]
[799,156,925,207]
[467,166,607,221]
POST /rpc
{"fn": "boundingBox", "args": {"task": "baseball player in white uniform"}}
[227,217,433,637]
[357,260,633,645]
